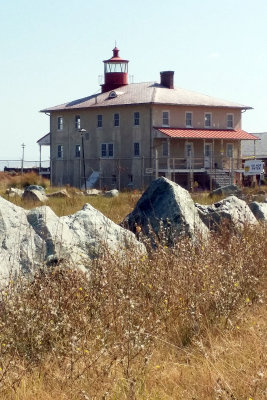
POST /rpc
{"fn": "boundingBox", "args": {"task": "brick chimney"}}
[160,71,174,89]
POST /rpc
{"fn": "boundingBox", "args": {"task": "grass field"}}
[0,172,266,399]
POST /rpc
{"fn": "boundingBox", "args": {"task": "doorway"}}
[204,143,212,168]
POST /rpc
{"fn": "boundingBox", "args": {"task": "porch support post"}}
[212,139,215,169]
[203,139,206,168]
[155,149,159,179]
[167,138,171,179]
[39,145,42,173]
[254,140,256,158]
[220,139,224,170]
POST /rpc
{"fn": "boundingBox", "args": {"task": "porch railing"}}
[156,156,242,171]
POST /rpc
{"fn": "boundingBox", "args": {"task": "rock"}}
[249,202,267,222]
[22,189,48,202]
[85,189,102,196]
[103,189,119,198]
[196,195,258,230]
[5,188,24,197]
[211,184,241,197]
[46,189,70,198]
[0,196,146,282]
[27,206,86,266]
[122,177,209,245]
[62,203,146,258]
[25,185,45,193]
[0,196,43,281]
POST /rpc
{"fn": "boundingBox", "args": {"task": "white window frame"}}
[57,144,63,159]
[133,142,140,157]
[204,112,212,128]
[101,143,114,158]
[114,113,120,127]
[227,113,234,129]
[57,116,63,131]
[97,114,103,128]
[134,111,140,126]
[162,111,169,127]
[75,115,81,130]
[185,112,193,128]
[75,144,81,158]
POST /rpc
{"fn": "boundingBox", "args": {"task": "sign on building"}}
[244,159,264,176]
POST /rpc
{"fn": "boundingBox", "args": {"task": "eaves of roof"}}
[40,82,252,113]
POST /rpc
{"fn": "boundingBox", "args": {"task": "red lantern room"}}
[101,47,129,93]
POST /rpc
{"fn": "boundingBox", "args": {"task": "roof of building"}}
[156,128,259,141]
[241,132,267,157]
[40,82,252,113]
[37,132,50,145]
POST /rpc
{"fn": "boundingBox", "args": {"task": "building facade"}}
[41,47,258,190]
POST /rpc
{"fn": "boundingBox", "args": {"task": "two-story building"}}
[41,47,258,190]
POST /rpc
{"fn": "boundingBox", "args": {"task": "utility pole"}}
[21,143,25,175]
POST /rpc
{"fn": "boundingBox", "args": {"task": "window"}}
[226,143,233,157]
[134,112,140,126]
[185,112,192,127]
[204,113,211,128]
[75,115,81,130]
[114,113,120,127]
[227,114,234,128]
[162,141,169,156]
[57,145,63,159]
[57,116,63,130]
[134,142,140,156]
[97,114,103,128]
[101,143,114,158]
[75,144,81,158]
[162,111,169,126]
[108,91,117,99]
[112,175,117,183]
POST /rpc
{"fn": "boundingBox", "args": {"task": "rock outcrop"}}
[22,189,48,203]
[249,201,267,222]
[0,197,146,282]
[122,177,209,245]
[196,196,258,230]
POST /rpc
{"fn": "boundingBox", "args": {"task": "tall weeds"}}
[0,224,266,399]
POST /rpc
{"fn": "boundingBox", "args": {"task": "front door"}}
[185,143,194,169]
[204,143,212,168]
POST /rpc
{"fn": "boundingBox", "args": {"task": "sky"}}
[0,0,266,164]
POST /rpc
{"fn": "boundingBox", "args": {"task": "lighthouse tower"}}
[101,47,129,93]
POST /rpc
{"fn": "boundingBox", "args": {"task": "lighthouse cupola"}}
[101,47,129,93]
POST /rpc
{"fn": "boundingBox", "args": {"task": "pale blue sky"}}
[0,0,266,162]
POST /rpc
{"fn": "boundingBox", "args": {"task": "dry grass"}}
[0,224,266,399]
[0,173,266,399]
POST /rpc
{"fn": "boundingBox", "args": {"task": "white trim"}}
[204,112,212,128]
[114,113,120,127]
[75,144,81,158]
[133,142,140,157]
[226,113,234,129]
[185,111,193,128]
[57,116,63,131]
[133,111,140,126]
[57,144,63,159]
[162,110,170,127]
[101,142,114,158]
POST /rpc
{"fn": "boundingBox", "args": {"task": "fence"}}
[0,160,50,176]
[49,155,243,190]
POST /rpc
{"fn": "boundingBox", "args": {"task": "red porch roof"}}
[155,128,259,140]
